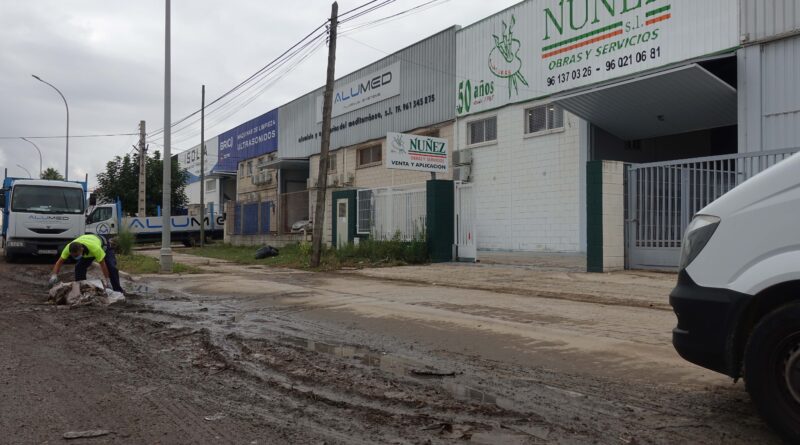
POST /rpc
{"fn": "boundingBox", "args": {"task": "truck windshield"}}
[10,185,85,214]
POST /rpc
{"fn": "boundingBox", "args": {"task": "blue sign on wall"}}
[216,108,278,172]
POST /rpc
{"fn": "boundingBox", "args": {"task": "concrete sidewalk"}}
[349,261,676,311]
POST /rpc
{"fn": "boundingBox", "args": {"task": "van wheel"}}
[745,302,800,442]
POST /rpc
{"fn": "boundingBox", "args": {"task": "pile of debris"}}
[48,280,125,307]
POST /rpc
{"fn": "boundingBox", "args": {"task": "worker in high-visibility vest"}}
[49,234,123,292]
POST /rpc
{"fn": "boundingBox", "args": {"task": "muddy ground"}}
[0,256,782,444]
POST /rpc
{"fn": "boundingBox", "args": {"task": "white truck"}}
[1,176,88,261]
[671,152,800,442]
[85,202,224,246]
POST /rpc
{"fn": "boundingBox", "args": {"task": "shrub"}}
[115,228,135,255]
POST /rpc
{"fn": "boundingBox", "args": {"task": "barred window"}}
[205,179,216,193]
[526,104,564,134]
[357,145,382,167]
[328,152,337,172]
[468,116,497,145]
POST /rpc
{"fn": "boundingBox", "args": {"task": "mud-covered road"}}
[0,256,782,444]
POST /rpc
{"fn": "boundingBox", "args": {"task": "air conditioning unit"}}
[264,172,273,184]
[454,165,471,182]
[327,174,339,187]
[453,149,472,166]
[345,173,355,185]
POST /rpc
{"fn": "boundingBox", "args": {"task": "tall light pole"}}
[20,138,42,178]
[161,0,173,272]
[32,75,69,180]
[16,164,32,179]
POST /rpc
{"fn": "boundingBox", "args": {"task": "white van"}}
[671,152,800,441]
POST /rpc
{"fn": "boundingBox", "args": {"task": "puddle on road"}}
[281,335,514,410]
[128,285,519,412]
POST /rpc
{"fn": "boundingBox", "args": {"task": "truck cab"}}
[1,178,87,261]
[670,152,800,442]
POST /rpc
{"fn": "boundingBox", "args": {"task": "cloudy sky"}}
[0,0,519,185]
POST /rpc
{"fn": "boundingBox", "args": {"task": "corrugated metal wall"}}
[741,0,800,43]
[278,27,457,159]
[762,35,800,149]
[739,34,800,152]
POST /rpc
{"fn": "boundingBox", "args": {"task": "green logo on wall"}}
[488,15,529,98]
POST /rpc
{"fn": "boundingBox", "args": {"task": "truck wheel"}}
[745,302,800,442]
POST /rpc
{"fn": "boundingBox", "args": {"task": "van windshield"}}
[11,185,85,214]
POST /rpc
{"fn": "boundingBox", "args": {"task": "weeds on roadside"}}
[114,228,135,255]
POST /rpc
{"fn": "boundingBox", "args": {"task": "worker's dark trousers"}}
[74,246,123,292]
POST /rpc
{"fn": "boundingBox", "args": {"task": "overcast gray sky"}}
[0,0,519,186]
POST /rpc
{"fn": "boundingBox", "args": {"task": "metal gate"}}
[454,181,477,262]
[627,148,797,270]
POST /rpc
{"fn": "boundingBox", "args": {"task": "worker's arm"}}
[99,260,111,287]
[49,258,65,286]
[51,257,65,275]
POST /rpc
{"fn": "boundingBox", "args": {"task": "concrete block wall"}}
[457,101,582,252]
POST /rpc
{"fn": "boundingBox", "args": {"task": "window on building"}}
[246,161,253,177]
[357,145,382,167]
[205,179,216,193]
[328,152,337,172]
[468,116,497,145]
[525,104,564,134]
[238,163,244,178]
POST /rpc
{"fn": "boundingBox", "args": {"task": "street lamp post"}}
[20,137,43,178]
[32,74,69,180]
[16,164,32,179]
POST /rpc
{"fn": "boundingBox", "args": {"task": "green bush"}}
[115,228,135,255]
[333,232,428,265]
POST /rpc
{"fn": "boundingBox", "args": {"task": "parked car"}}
[291,219,312,233]
[670,152,800,442]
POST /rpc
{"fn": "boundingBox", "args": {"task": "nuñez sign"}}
[385,132,449,173]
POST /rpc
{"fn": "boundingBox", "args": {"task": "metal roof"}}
[553,64,738,141]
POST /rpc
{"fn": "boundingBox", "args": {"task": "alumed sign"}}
[217,109,278,172]
[385,132,449,173]
[455,0,738,116]
[316,62,401,122]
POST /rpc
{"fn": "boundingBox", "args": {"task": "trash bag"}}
[254,245,280,259]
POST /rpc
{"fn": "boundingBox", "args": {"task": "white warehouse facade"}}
[454,0,800,271]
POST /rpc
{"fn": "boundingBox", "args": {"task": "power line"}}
[147,0,399,142]
[0,132,138,140]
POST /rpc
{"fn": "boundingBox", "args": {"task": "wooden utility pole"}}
[199,85,206,248]
[137,120,147,217]
[311,2,338,268]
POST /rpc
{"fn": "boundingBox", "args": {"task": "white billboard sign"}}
[456,0,738,116]
[178,136,219,183]
[385,132,449,173]
[316,62,401,122]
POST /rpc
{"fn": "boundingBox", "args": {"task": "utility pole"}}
[137,120,147,217]
[199,85,206,248]
[310,1,338,268]
[161,0,173,273]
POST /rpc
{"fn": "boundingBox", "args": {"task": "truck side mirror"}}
[89,193,97,206]
[0,191,5,208]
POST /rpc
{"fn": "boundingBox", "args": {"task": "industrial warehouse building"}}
[454,0,800,270]
[178,0,800,270]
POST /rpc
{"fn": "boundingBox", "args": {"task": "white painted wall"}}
[456,101,583,253]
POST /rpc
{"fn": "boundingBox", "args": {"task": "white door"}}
[454,182,477,262]
[336,199,349,249]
